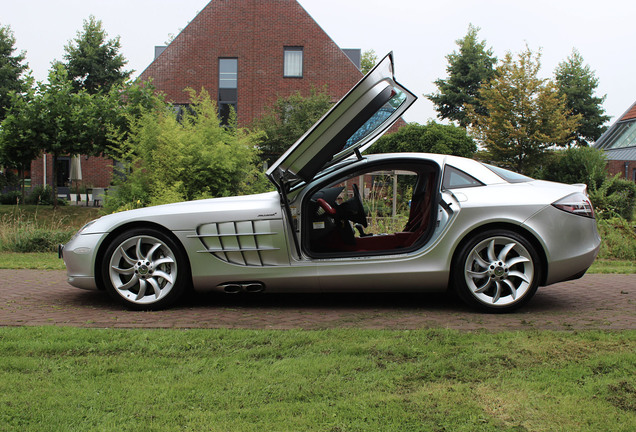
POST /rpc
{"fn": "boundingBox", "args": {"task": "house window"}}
[218,58,238,125]
[284,47,303,78]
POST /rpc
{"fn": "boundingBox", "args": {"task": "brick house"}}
[29,0,365,195]
[29,155,114,197]
[140,0,363,126]
[594,101,636,182]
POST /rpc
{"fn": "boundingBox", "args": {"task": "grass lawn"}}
[0,252,65,270]
[588,258,636,274]
[0,327,634,431]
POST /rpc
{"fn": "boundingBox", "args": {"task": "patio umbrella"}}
[70,155,82,181]
[70,155,82,203]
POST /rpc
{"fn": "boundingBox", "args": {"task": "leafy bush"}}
[0,170,20,190]
[24,185,65,206]
[371,121,477,157]
[12,228,74,252]
[0,206,80,252]
[589,175,636,220]
[535,148,636,221]
[534,146,607,188]
[596,217,636,260]
[105,89,270,213]
[0,190,22,205]
[252,86,332,165]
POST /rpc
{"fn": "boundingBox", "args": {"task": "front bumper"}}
[60,233,103,291]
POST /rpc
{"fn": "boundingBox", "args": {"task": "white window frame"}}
[284,47,303,78]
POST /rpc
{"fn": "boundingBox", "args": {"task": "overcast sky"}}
[3,0,634,125]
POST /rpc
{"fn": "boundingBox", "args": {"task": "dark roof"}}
[594,100,636,157]
[603,147,636,161]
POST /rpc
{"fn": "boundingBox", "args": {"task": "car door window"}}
[303,163,439,257]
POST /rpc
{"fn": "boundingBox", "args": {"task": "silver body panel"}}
[62,153,601,294]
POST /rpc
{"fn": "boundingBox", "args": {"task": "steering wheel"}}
[316,198,336,216]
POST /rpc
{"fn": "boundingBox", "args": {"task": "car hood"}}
[266,52,417,191]
[82,192,283,234]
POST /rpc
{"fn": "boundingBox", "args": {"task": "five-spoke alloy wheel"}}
[101,228,188,310]
[453,230,540,312]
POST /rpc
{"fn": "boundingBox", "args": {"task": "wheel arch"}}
[450,222,548,287]
[94,221,193,291]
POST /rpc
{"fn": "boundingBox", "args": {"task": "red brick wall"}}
[30,154,113,189]
[607,160,636,181]
[139,0,363,126]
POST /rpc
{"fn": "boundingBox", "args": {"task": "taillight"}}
[552,193,595,218]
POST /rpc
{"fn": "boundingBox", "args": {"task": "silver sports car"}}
[61,53,601,312]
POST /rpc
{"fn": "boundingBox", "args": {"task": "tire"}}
[453,229,541,313]
[101,228,189,310]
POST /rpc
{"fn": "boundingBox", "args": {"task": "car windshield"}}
[483,164,533,183]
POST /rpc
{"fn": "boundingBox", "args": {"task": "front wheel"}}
[101,228,189,310]
[453,230,541,312]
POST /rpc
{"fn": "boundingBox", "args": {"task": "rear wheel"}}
[101,228,188,310]
[453,230,540,312]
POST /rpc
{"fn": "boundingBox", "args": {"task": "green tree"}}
[63,15,131,94]
[0,82,41,199]
[41,64,102,205]
[10,64,110,206]
[427,24,496,127]
[252,86,332,165]
[370,121,476,157]
[466,47,580,174]
[106,89,267,212]
[360,49,378,75]
[106,80,166,156]
[0,24,29,122]
[554,49,609,146]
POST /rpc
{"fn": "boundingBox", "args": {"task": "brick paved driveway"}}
[0,270,634,330]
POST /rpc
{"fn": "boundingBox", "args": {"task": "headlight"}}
[69,219,98,242]
[78,219,98,233]
[552,193,595,218]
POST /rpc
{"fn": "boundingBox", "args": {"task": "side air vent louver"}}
[190,220,282,266]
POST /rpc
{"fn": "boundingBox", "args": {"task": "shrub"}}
[534,147,607,188]
[596,217,636,260]
[0,207,76,252]
[12,228,75,253]
[105,89,268,213]
[371,121,477,157]
[0,190,22,205]
[25,185,65,206]
[590,175,636,220]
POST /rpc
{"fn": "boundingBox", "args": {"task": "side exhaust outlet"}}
[242,283,264,293]
[218,282,265,293]
[220,283,242,294]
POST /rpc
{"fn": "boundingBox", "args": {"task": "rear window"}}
[483,164,533,183]
[442,166,484,189]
